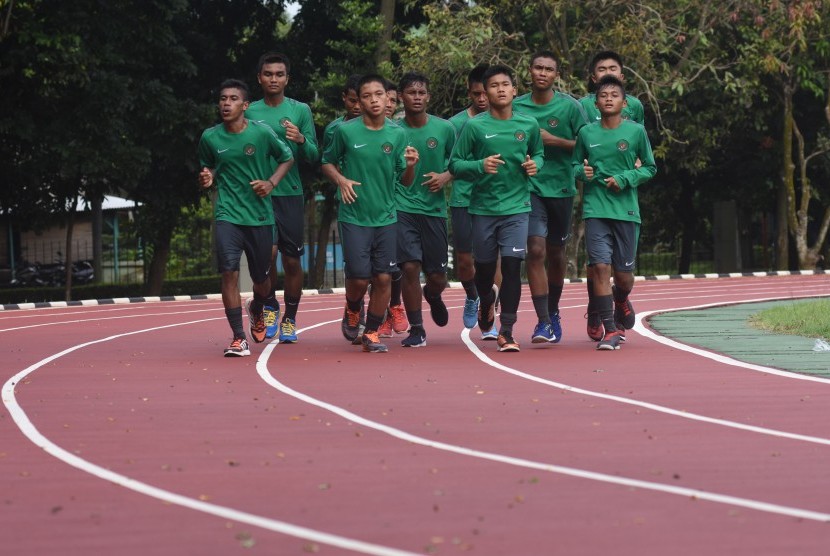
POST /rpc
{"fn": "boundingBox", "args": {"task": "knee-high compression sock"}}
[389,271,402,306]
[226,307,245,339]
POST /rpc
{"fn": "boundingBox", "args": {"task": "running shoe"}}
[278,318,298,343]
[481,324,499,341]
[531,321,557,343]
[362,330,388,353]
[614,297,636,330]
[423,286,448,327]
[388,303,409,334]
[341,304,362,342]
[378,314,393,338]
[586,311,604,342]
[550,312,563,343]
[462,297,480,329]
[263,302,281,339]
[223,337,250,357]
[246,298,267,343]
[497,333,520,352]
[401,326,427,348]
[597,330,624,350]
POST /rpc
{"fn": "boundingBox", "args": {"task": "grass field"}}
[749,298,830,341]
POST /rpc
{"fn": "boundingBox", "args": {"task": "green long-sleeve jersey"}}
[245,97,318,196]
[572,120,656,223]
[448,111,544,216]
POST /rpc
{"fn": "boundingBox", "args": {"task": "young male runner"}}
[447,63,499,340]
[377,78,409,337]
[246,52,319,343]
[321,74,419,353]
[392,72,456,347]
[573,75,656,350]
[578,50,646,340]
[515,50,588,344]
[322,74,363,151]
[448,65,544,352]
[198,79,294,356]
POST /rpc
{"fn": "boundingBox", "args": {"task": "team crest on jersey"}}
[547,118,559,128]
[382,142,393,154]
[426,137,438,149]
[280,117,291,127]
[244,144,256,156]
[617,140,629,152]
[514,130,526,141]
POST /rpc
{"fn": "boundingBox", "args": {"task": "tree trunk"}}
[375,0,395,66]
[145,228,172,296]
[776,85,794,270]
[63,196,79,302]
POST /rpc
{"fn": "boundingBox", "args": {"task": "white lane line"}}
[259,324,830,522]
[634,294,830,385]
[1,318,419,556]
[460,330,830,444]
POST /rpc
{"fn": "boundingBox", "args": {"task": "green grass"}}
[749,299,830,340]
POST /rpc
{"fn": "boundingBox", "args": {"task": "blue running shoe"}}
[531,321,557,343]
[462,297,479,329]
[263,302,280,339]
[481,324,499,341]
[278,318,298,343]
[549,312,562,343]
[401,326,427,348]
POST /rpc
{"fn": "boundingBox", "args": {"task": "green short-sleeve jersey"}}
[447,109,476,207]
[321,118,408,227]
[580,93,645,125]
[572,120,657,223]
[245,97,319,197]
[198,120,293,226]
[514,91,588,198]
[448,111,544,216]
[397,115,456,217]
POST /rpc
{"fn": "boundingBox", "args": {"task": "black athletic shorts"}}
[215,220,274,284]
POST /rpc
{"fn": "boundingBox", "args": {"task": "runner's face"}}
[360,81,388,117]
[343,89,361,117]
[485,74,515,109]
[258,62,289,96]
[385,90,398,117]
[592,58,624,83]
[218,88,249,122]
[468,82,488,112]
[596,85,627,116]
[529,56,558,91]
[401,82,429,115]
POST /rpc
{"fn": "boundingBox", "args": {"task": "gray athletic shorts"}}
[528,194,574,246]
[215,220,274,284]
[339,221,397,279]
[271,195,305,258]
[471,213,529,263]
[450,206,473,254]
[397,211,448,274]
[584,218,640,271]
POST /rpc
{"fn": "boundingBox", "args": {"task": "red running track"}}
[2,274,830,555]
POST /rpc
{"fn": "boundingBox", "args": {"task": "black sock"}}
[613,284,631,304]
[226,307,245,339]
[548,284,563,314]
[597,295,616,332]
[365,311,384,333]
[390,271,402,306]
[347,297,362,313]
[586,277,595,313]
[283,293,300,321]
[531,295,551,323]
[499,312,517,336]
[406,310,423,329]
[461,279,478,300]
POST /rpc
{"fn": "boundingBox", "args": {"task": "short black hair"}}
[357,73,387,93]
[530,50,559,68]
[383,78,397,93]
[218,78,249,101]
[595,75,625,97]
[257,52,291,75]
[482,64,514,87]
[589,50,623,75]
[467,63,489,88]
[399,71,429,92]
[343,73,363,95]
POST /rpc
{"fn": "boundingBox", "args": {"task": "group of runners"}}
[197,49,656,357]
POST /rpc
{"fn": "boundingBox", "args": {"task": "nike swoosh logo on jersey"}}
[485,133,498,138]
[589,143,601,148]
[218,148,230,153]
[354,143,367,149]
